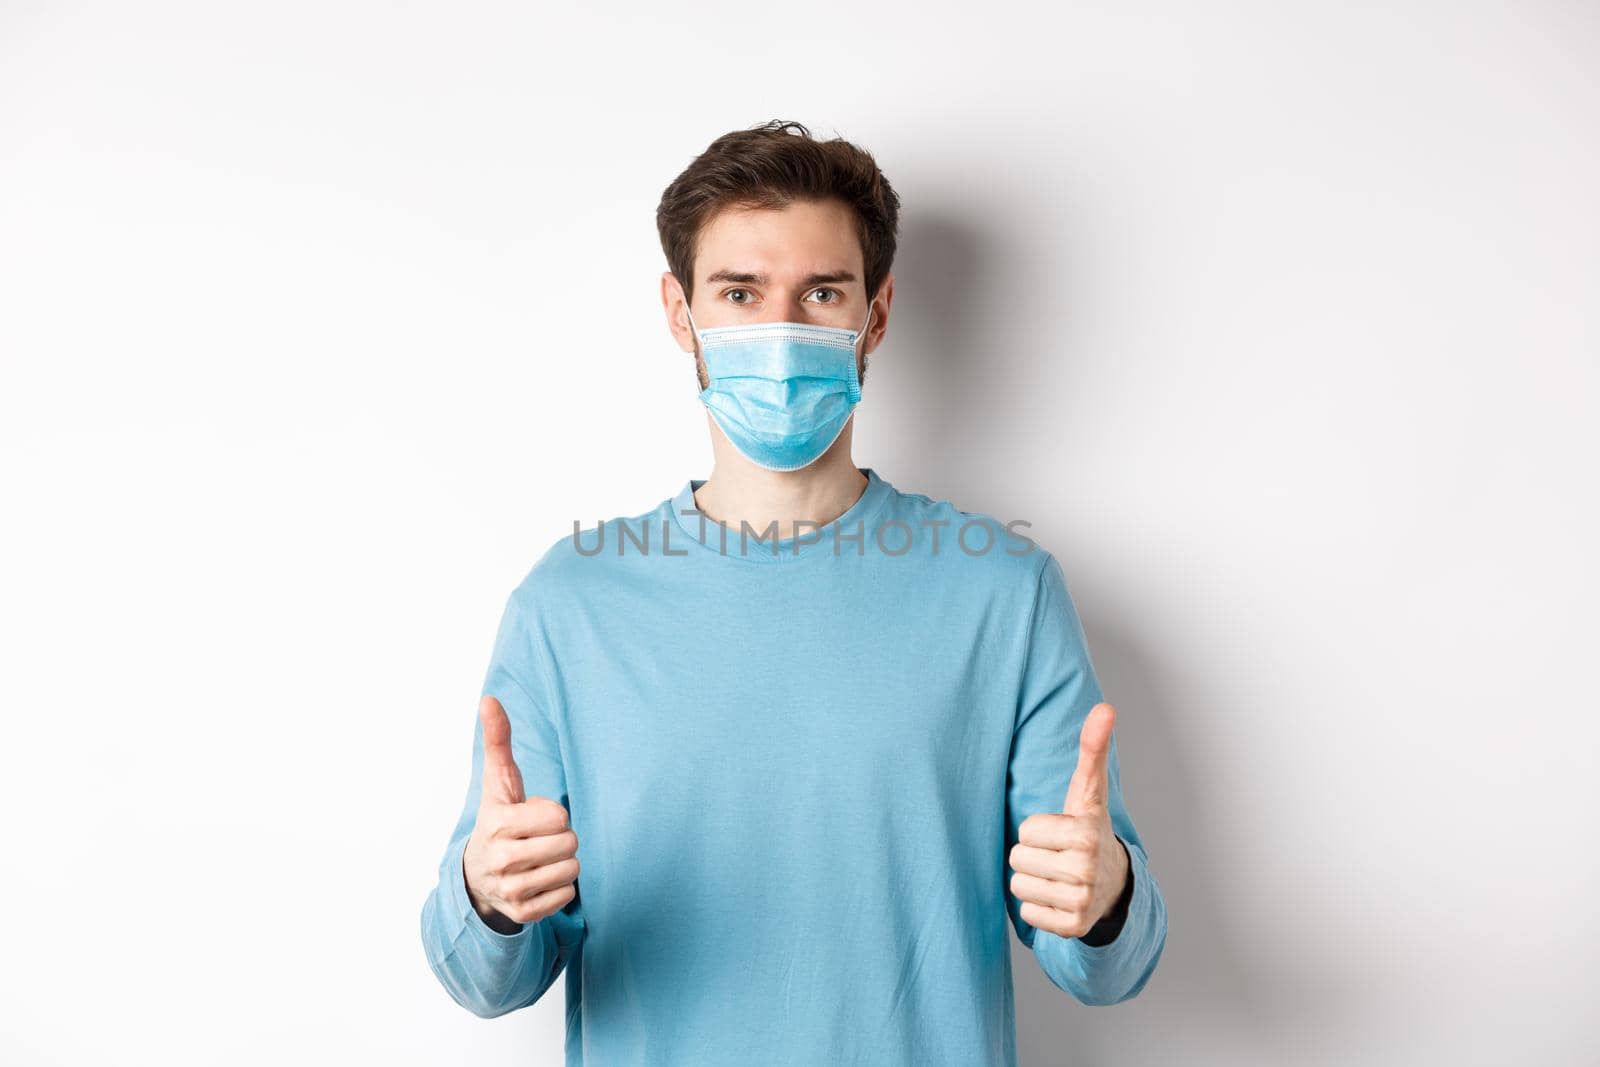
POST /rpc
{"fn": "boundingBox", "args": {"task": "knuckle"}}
[533,796,570,824]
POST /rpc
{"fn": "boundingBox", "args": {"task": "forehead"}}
[695,198,863,283]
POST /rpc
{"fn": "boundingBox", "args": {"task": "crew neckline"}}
[668,467,895,565]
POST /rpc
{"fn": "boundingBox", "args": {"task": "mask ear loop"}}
[683,300,702,353]
[854,302,875,396]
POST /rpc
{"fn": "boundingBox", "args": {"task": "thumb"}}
[479,695,526,806]
[1063,702,1115,816]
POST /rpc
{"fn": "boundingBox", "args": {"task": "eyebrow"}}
[704,269,858,286]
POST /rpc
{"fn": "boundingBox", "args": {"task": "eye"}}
[807,287,841,304]
[724,288,755,305]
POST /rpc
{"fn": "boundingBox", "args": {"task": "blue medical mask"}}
[684,302,874,472]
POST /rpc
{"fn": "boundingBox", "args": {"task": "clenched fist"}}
[1008,702,1131,940]
[462,695,580,935]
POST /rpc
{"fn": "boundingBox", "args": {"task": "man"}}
[420,120,1167,1065]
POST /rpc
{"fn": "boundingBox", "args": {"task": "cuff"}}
[444,833,536,951]
[1057,836,1155,963]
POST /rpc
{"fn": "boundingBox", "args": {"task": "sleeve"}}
[1004,552,1168,1006]
[419,587,588,1018]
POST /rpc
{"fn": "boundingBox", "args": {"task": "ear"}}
[662,271,696,354]
[863,273,893,355]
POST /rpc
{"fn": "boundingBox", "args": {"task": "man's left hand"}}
[1008,701,1131,939]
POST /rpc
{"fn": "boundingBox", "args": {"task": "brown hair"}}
[655,120,901,308]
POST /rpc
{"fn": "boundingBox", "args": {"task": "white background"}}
[2,2,1595,1064]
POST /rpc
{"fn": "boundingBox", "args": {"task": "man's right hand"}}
[462,695,580,935]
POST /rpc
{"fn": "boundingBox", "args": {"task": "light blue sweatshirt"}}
[420,468,1167,1065]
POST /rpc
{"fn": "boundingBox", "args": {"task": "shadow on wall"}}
[885,208,1366,1063]
[1012,619,1362,1064]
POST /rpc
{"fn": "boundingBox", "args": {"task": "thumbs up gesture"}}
[462,696,581,935]
[1008,702,1132,940]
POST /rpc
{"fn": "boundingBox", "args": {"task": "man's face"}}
[665,197,887,391]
